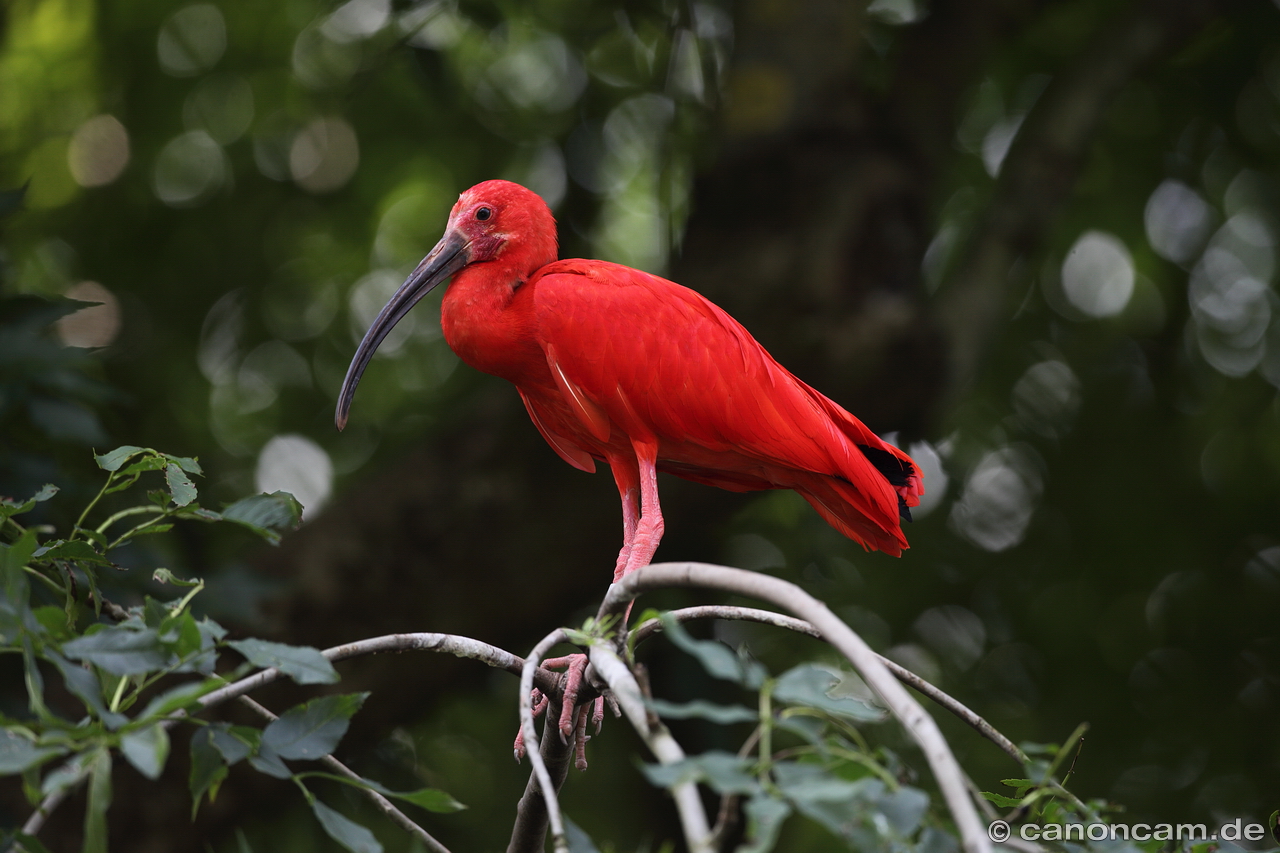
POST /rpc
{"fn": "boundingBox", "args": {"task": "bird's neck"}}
[440,263,542,382]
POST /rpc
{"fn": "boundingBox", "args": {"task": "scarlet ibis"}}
[337,180,922,581]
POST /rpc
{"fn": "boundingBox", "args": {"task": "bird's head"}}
[335,180,557,430]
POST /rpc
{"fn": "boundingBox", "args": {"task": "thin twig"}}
[634,605,1028,765]
[514,629,572,853]
[601,562,991,853]
[198,632,561,713]
[587,642,713,853]
[236,695,451,853]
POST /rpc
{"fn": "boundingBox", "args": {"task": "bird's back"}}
[510,260,922,556]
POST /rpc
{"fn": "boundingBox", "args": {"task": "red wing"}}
[528,261,913,531]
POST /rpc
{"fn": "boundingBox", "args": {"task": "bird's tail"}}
[796,393,925,556]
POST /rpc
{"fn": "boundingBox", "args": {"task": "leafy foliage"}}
[0,448,462,853]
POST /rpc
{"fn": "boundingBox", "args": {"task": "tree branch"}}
[19,632,561,845]
[198,632,562,714]
[633,605,1028,765]
[513,628,572,853]
[601,562,991,853]
[507,703,575,853]
[235,695,451,853]
[587,642,713,853]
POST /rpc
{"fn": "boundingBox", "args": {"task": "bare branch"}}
[236,695,451,853]
[514,629,572,853]
[635,605,1028,765]
[588,642,713,853]
[601,562,991,853]
[198,632,561,714]
[507,708,575,853]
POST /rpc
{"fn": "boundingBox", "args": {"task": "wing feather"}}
[526,260,920,544]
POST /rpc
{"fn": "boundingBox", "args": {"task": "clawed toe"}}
[513,654,607,770]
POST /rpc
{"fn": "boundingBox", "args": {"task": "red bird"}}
[337,180,923,582]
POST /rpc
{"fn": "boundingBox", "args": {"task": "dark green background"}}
[2,0,1279,849]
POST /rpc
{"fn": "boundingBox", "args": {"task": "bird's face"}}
[335,180,556,429]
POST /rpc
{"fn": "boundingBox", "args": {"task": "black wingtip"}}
[858,444,916,522]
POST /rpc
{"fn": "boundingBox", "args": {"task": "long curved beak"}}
[335,229,471,430]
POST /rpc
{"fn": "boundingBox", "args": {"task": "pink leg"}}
[607,455,641,582]
[617,439,663,580]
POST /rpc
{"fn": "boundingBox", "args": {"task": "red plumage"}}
[338,180,923,580]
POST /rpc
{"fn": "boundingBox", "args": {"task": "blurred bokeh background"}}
[3,0,1280,849]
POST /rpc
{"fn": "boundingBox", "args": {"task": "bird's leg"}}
[617,439,663,580]
[608,455,642,582]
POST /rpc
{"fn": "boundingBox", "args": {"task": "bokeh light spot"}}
[350,269,416,354]
[157,4,226,77]
[1061,230,1135,318]
[290,117,359,193]
[255,434,333,520]
[68,115,130,187]
[56,281,121,348]
[153,130,226,207]
[1012,360,1080,438]
[949,445,1042,552]
[322,0,390,44]
[1144,179,1212,264]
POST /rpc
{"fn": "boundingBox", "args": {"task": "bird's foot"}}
[513,655,610,770]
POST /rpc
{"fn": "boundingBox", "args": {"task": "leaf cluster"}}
[0,448,462,853]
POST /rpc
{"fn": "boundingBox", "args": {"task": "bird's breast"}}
[440,270,546,386]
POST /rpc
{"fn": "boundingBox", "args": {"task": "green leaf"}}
[642,751,759,795]
[136,678,221,721]
[152,567,202,587]
[94,446,145,472]
[738,794,792,853]
[120,723,170,780]
[770,762,926,841]
[220,492,303,544]
[228,638,339,685]
[83,748,112,853]
[248,742,291,779]
[659,613,767,688]
[8,833,54,853]
[647,698,758,724]
[311,800,383,853]
[63,625,169,675]
[33,539,112,566]
[189,728,229,817]
[0,529,37,610]
[32,606,71,640]
[209,724,257,765]
[165,463,197,507]
[0,730,65,774]
[565,817,602,853]
[262,693,368,760]
[163,454,203,475]
[46,652,127,729]
[163,612,204,659]
[40,753,92,798]
[773,665,885,722]
[117,456,167,477]
[0,484,58,519]
[981,791,1023,808]
[22,639,47,719]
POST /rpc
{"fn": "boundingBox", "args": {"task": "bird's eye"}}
[475,207,493,221]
